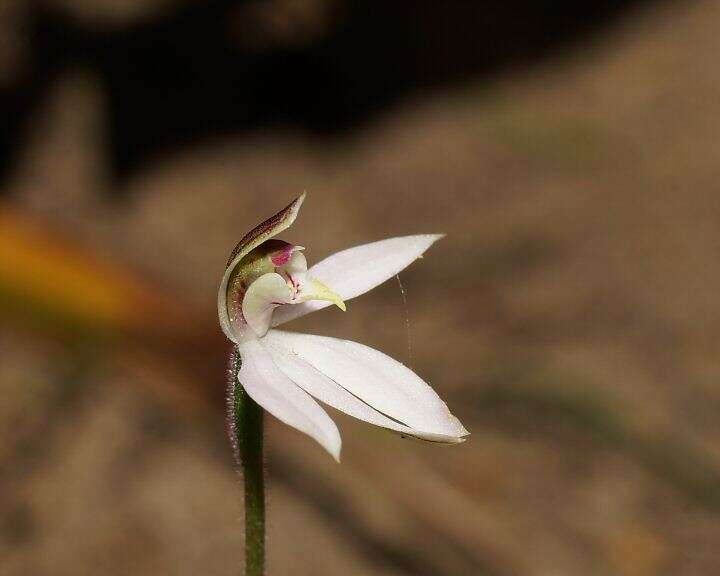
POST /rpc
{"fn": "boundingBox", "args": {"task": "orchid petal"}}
[264,330,468,439]
[278,251,346,311]
[272,234,443,326]
[238,339,341,460]
[219,193,305,341]
[242,273,293,337]
[263,338,465,443]
[281,249,308,276]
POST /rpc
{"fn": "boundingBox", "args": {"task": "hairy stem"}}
[228,348,265,576]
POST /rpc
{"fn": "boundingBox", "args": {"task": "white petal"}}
[238,339,341,460]
[264,330,468,439]
[263,338,463,443]
[242,273,293,337]
[271,234,443,326]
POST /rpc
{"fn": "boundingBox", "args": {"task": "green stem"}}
[229,348,265,576]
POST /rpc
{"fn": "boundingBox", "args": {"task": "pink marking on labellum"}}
[270,243,296,266]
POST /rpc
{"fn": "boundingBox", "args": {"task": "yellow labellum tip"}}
[305,278,346,311]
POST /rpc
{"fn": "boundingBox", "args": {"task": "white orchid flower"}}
[218,193,468,461]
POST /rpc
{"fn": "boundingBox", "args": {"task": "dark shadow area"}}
[0,0,657,186]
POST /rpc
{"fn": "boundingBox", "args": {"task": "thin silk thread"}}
[395,273,412,368]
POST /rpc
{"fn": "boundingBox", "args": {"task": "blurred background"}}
[2,0,720,574]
